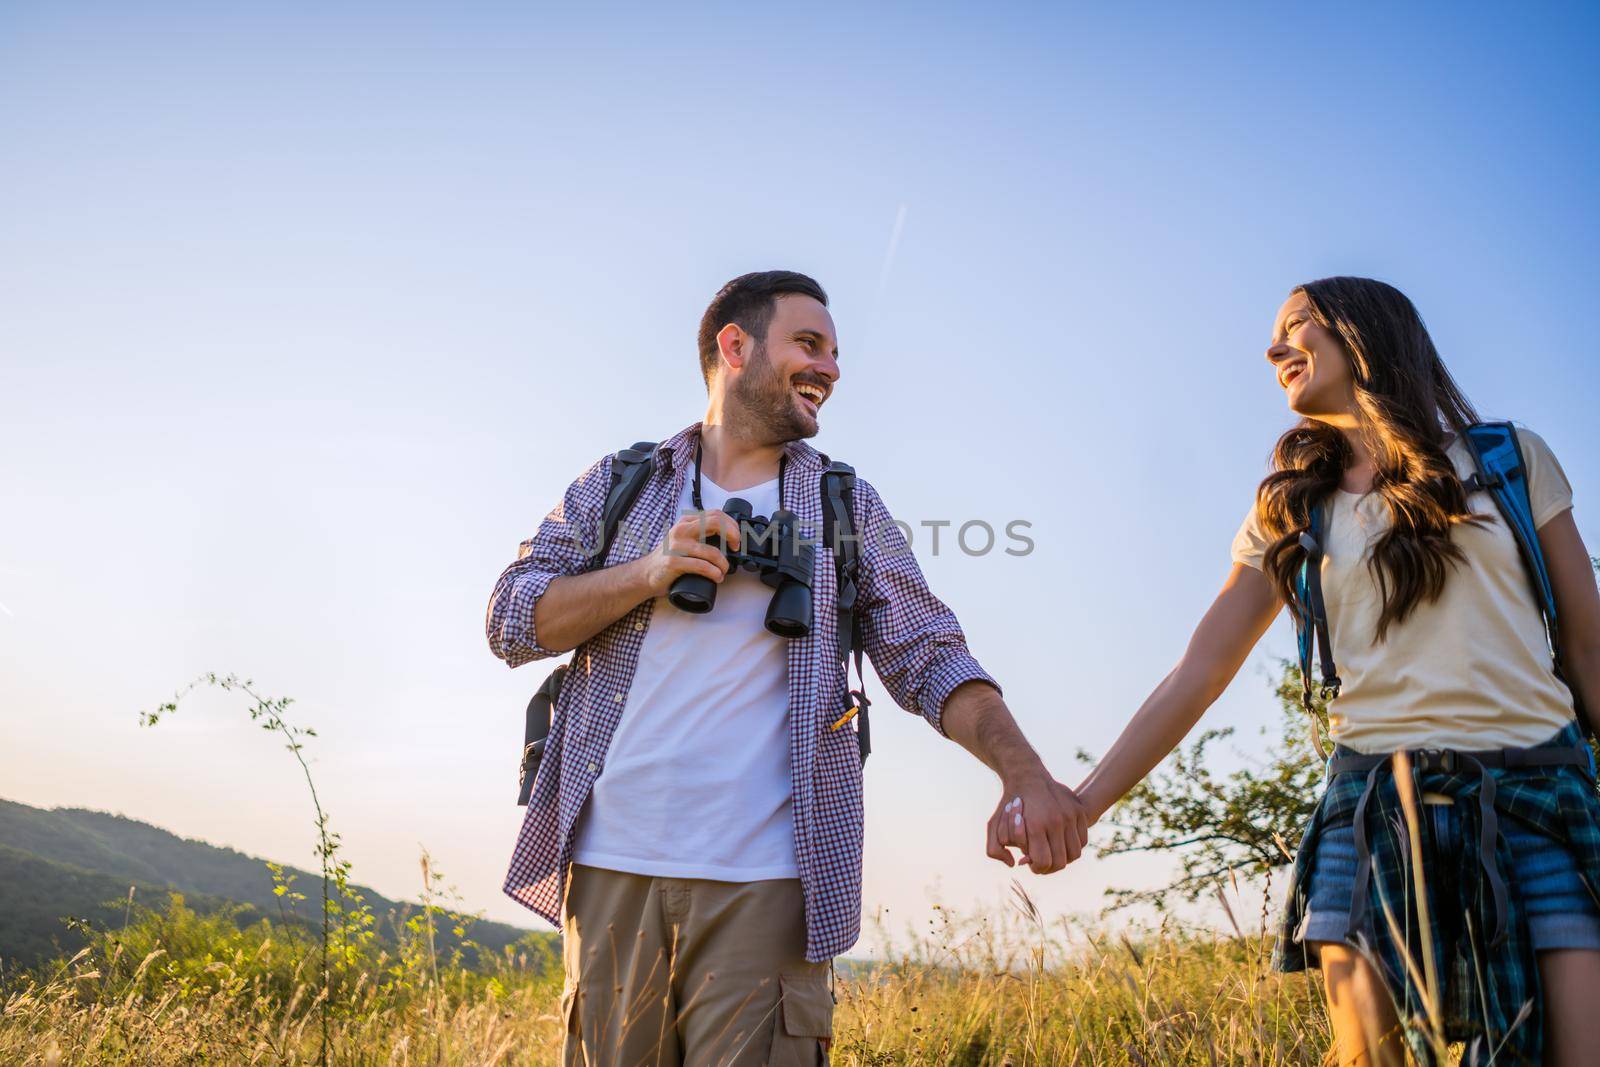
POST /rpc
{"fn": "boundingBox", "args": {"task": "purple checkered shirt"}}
[485,422,999,961]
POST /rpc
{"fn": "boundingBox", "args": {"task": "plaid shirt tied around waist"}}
[486,422,999,962]
[1274,720,1600,1066]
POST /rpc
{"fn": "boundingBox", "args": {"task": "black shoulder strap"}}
[1298,502,1340,700]
[594,441,658,569]
[821,460,871,765]
[1292,500,1336,758]
[518,663,567,805]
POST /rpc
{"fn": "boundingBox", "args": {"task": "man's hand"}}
[530,508,747,656]
[638,509,743,598]
[938,681,1089,875]
[986,775,1089,874]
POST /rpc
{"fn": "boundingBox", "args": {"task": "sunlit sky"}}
[4,3,1597,943]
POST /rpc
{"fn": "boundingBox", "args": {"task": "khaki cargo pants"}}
[560,864,833,1066]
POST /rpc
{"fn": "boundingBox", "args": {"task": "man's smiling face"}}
[728,294,840,443]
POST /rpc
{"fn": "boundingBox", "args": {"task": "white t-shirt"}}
[570,471,799,881]
[1232,426,1577,753]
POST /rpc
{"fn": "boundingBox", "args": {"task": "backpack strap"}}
[1294,500,1337,758]
[518,664,568,806]
[1462,422,1592,738]
[1462,423,1559,634]
[821,460,871,765]
[595,442,660,568]
[518,441,658,805]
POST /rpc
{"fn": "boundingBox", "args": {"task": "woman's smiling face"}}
[1266,290,1356,422]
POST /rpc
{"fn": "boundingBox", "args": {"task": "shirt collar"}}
[656,421,827,477]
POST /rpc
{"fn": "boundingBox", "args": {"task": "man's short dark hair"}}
[697,271,828,386]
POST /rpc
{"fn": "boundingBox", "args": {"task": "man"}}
[486,270,1086,1065]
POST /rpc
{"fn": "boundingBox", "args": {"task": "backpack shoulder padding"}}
[1465,422,1555,627]
[1462,422,1593,739]
[820,461,858,568]
[1462,423,1558,628]
[595,441,658,569]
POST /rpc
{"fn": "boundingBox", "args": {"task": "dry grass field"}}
[0,885,1344,1066]
[16,670,1525,1064]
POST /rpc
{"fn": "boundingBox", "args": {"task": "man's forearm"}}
[940,680,1050,787]
[533,558,654,654]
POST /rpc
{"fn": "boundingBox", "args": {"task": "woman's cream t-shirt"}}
[1232,427,1576,754]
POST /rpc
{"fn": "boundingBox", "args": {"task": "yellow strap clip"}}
[829,705,860,732]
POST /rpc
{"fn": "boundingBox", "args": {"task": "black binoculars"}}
[667,497,815,638]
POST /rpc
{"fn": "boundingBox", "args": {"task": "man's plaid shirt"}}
[486,422,999,962]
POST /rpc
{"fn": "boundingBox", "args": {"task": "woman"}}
[1066,277,1600,1065]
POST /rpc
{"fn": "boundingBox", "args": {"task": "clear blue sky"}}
[3,3,1596,938]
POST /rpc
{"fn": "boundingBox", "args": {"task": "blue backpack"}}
[1292,421,1593,753]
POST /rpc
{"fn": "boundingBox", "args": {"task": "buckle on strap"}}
[1415,748,1458,774]
[1466,471,1503,493]
[835,575,858,613]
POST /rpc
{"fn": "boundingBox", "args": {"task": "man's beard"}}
[728,341,818,444]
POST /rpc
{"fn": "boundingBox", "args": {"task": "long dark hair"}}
[1257,277,1486,640]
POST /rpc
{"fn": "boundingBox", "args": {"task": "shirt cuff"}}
[504,568,563,664]
[918,652,1002,737]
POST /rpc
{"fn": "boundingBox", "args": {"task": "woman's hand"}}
[987,777,1090,873]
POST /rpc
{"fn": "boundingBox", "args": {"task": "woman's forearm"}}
[1076,564,1281,824]
[1076,662,1225,823]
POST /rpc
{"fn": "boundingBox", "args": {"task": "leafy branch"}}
[1077,660,1329,911]
[140,672,338,1065]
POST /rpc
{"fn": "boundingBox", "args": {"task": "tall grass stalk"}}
[1391,750,1448,1060]
[140,672,338,1063]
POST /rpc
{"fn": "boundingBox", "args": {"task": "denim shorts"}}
[1303,798,1600,951]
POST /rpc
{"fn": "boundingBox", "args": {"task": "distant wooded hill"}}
[0,798,550,971]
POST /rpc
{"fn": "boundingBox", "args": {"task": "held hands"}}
[639,510,742,598]
[985,775,1091,874]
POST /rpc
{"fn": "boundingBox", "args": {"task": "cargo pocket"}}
[769,974,833,1067]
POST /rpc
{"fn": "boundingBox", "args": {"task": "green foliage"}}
[0,843,206,974]
[0,800,542,973]
[0,879,564,1065]
[142,673,372,1062]
[132,673,562,1063]
[63,885,546,1011]
[86,893,298,1001]
[1079,660,1331,910]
